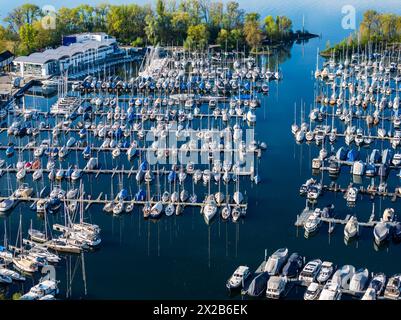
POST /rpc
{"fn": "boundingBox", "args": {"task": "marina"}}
[1,0,401,302]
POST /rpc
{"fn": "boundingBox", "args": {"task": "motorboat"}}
[203,196,217,224]
[226,266,251,290]
[373,222,390,245]
[0,246,13,262]
[349,268,370,293]
[345,186,358,203]
[266,276,287,299]
[304,282,321,300]
[165,203,174,216]
[112,201,124,215]
[368,273,387,295]
[344,216,359,241]
[281,252,304,278]
[307,184,322,200]
[14,183,33,198]
[352,160,365,176]
[299,259,322,283]
[221,204,231,220]
[245,272,269,297]
[316,261,335,284]
[150,201,163,218]
[214,192,224,204]
[384,274,401,299]
[299,178,316,196]
[331,265,355,290]
[0,267,25,281]
[0,273,12,284]
[264,248,289,275]
[382,208,395,222]
[0,198,15,213]
[28,279,59,298]
[232,206,241,222]
[318,280,342,300]
[233,191,243,204]
[304,209,321,237]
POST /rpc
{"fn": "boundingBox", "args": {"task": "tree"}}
[216,28,229,48]
[243,13,262,50]
[107,4,149,44]
[230,28,244,49]
[380,14,397,41]
[222,1,244,31]
[359,10,380,42]
[171,11,191,44]
[19,23,38,54]
[207,1,224,42]
[264,15,278,40]
[184,24,209,49]
[276,16,292,36]
[4,4,42,33]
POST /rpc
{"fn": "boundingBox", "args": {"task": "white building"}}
[13,33,118,78]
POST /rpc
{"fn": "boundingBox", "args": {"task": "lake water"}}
[1,0,401,300]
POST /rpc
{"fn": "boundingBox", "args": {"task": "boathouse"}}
[13,33,118,78]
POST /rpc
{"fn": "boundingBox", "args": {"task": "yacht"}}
[304,209,321,237]
[373,222,390,245]
[28,228,47,243]
[266,276,287,299]
[0,267,25,281]
[214,192,224,205]
[281,253,304,278]
[232,206,242,222]
[304,282,321,300]
[332,265,355,290]
[203,196,217,224]
[0,273,12,284]
[316,261,335,284]
[384,274,401,299]
[264,248,289,275]
[344,216,359,241]
[318,281,342,300]
[46,238,82,254]
[307,184,322,201]
[22,279,59,299]
[245,272,269,297]
[392,153,401,166]
[150,201,163,219]
[368,273,387,296]
[226,266,251,290]
[328,161,340,176]
[345,186,358,203]
[13,254,38,273]
[165,204,174,216]
[349,268,370,293]
[14,184,33,198]
[352,160,365,175]
[299,259,322,283]
[233,191,243,204]
[221,205,231,220]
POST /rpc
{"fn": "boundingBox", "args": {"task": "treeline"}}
[0,1,298,55]
[323,10,401,56]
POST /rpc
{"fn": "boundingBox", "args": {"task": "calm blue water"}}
[1,0,401,300]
